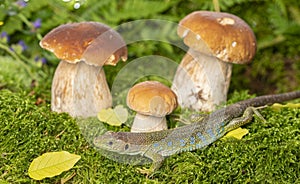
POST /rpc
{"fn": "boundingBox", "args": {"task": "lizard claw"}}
[137,167,154,176]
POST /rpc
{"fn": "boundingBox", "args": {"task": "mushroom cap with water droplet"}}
[40,22,127,66]
[127,81,178,117]
[178,11,256,64]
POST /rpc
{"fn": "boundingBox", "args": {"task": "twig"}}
[213,0,220,12]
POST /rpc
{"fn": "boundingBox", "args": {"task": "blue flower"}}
[9,40,28,53]
[34,56,47,64]
[16,0,27,7]
[0,32,10,43]
[18,40,28,51]
[32,18,41,29]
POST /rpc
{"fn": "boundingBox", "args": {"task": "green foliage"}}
[0,55,32,91]
[1,0,299,93]
[80,0,179,25]
[0,89,300,183]
[0,0,300,94]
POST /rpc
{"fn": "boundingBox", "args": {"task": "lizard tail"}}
[237,90,300,109]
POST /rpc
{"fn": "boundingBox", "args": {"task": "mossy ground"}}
[0,89,299,183]
[1,1,300,183]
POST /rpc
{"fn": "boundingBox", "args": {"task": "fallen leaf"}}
[28,151,81,180]
[97,105,128,126]
[98,108,115,122]
[271,103,300,111]
[223,127,249,140]
[113,105,128,124]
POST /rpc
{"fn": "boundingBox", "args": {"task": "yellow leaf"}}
[28,151,81,180]
[271,103,300,111]
[223,127,249,140]
[113,105,128,124]
[98,108,114,122]
[106,112,122,126]
[97,105,128,126]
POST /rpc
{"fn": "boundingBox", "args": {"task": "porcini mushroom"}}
[172,11,256,111]
[40,22,127,117]
[127,81,177,132]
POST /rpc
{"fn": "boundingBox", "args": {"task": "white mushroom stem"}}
[171,49,232,111]
[130,113,167,133]
[51,60,112,117]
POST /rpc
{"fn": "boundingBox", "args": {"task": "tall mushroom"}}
[127,81,177,132]
[40,22,127,117]
[172,11,256,111]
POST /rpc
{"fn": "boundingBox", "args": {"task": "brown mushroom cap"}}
[127,81,178,117]
[178,11,256,64]
[40,22,127,66]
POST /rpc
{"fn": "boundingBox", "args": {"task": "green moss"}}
[0,89,299,183]
[1,0,300,183]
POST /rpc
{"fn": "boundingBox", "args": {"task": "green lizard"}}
[93,91,300,174]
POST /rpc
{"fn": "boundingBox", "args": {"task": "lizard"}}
[93,91,300,174]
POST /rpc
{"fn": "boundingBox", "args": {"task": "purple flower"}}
[34,56,47,64]
[0,32,10,43]
[34,56,39,61]
[32,18,41,29]
[41,58,47,64]
[1,32,8,38]
[9,40,28,53]
[16,0,27,7]
[17,40,28,51]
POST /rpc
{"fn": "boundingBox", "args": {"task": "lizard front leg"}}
[137,152,164,175]
[225,107,266,132]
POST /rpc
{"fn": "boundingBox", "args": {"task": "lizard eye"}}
[108,141,113,146]
[124,144,129,150]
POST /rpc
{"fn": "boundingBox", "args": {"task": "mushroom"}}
[40,22,127,117]
[172,11,256,111]
[126,81,177,132]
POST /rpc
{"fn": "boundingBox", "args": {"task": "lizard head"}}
[93,131,143,155]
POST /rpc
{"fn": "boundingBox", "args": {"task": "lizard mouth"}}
[93,132,113,149]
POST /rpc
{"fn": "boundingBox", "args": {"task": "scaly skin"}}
[94,91,300,174]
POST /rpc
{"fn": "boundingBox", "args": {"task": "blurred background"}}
[0,0,299,103]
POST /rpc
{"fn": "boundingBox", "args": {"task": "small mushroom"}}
[40,22,127,117]
[126,81,177,132]
[172,11,256,111]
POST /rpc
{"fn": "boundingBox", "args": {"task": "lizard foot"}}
[136,167,154,176]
